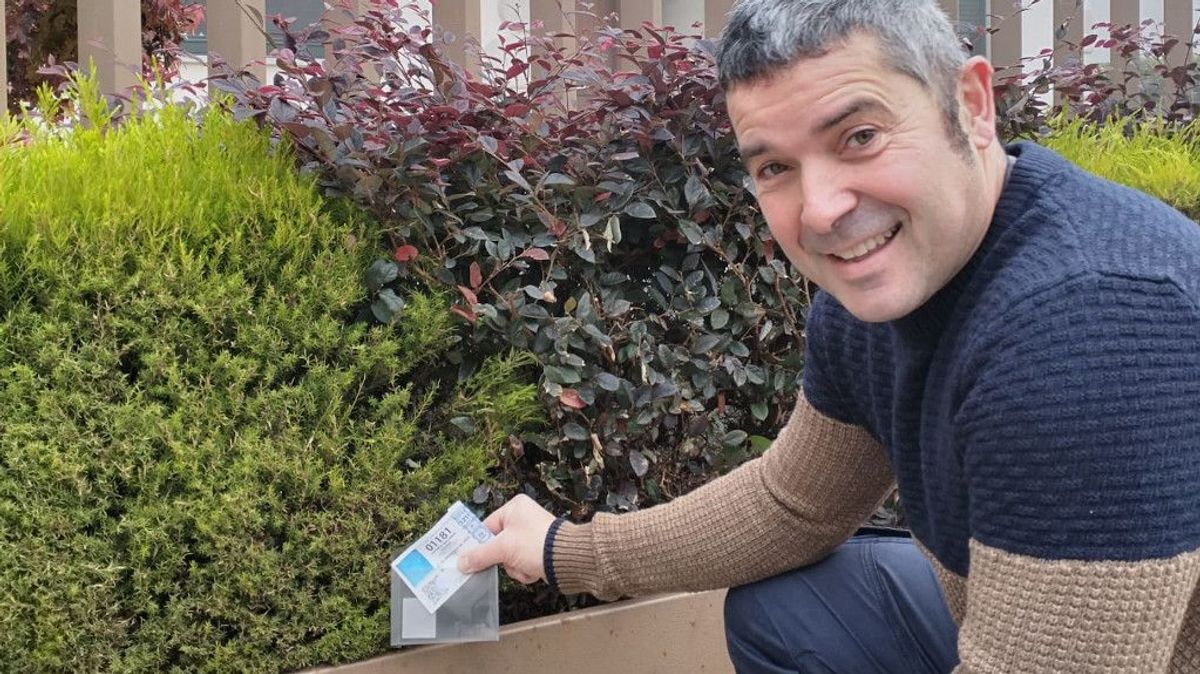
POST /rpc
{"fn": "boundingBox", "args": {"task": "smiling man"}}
[456,1,1200,671]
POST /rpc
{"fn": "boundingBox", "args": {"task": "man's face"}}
[727,33,991,322]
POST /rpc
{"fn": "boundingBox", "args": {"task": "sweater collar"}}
[890,141,1060,342]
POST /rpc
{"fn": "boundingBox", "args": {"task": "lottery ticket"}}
[392,502,494,613]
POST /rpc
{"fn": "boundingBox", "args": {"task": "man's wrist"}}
[542,516,566,590]
[543,519,601,595]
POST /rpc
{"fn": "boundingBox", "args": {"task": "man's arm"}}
[548,393,893,599]
[459,394,894,600]
[951,273,1200,672]
[953,542,1200,673]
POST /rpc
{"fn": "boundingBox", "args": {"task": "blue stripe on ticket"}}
[396,550,434,585]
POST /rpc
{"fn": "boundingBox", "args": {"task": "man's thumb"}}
[457,541,496,574]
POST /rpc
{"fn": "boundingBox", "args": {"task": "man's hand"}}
[456,494,556,585]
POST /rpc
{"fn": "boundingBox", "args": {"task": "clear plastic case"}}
[390,562,499,645]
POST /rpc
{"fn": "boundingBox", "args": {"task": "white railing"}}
[1,0,1196,116]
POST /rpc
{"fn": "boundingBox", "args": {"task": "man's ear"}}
[958,56,997,149]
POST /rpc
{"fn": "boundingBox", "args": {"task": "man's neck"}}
[981,142,1012,226]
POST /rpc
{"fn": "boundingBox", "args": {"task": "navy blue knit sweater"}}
[802,141,1200,576]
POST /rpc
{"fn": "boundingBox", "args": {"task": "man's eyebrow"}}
[816,98,886,134]
[739,142,769,164]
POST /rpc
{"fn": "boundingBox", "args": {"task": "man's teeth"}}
[833,224,900,261]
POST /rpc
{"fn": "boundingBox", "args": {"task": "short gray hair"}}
[717,0,969,148]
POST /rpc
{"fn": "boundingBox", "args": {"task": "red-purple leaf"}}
[457,285,478,306]
[393,245,419,262]
[559,389,587,410]
[450,305,477,323]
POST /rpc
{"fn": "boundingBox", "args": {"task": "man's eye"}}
[757,162,788,179]
[847,128,877,148]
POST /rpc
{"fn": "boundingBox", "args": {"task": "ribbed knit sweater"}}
[547,142,1200,672]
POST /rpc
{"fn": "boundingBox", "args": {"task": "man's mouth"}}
[830,222,901,262]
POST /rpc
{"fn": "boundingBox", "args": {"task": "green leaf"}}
[710,308,730,329]
[364,259,398,293]
[595,372,621,391]
[751,401,769,421]
[542,172,576,187]
[721,430,748,447]
[606,299,632,316]
[624,202,656,219]
[563,422,590,441]
[750,435,773,454]
[579,212,605,227]
[604,215,623,248]
[697,296,721,314]
[720,280,740,305]
[583,324,612,345]
[691,334,721,354]
[745,365,766,385]
[629,450,650,477]
[370,288,406,323]
[678,220,704,245]
[574,246,596,263]
[544,365,581,384]
[684,174,709,208]
[504,169,532,191]
[450,416,477,434]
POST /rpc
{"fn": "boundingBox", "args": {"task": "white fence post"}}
[1163,0,1196,97]
[1165,0,1196,57]
[1,0,7,115]
[431,0,482,72]
[990,2,1023,76]
[207,0,267,81]
[77,0,142,99]
[618,0,663,30]
[1054,0,1085,67]
[704,0,735,37]
[323,0,375,80]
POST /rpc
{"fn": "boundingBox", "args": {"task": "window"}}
[181,0,327,58]
[956,0,990,58]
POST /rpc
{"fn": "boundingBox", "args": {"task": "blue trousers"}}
[724,529,959,674]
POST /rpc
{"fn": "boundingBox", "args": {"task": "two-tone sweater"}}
[547,142,1200,672]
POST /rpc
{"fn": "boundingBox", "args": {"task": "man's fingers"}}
[457,538,504,574]
[505,566,535,585]
[481,507,505,534]
[481,494,532,534]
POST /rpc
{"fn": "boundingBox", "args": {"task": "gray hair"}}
[716,0,969,150]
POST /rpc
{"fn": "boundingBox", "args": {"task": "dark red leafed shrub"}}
[213,2,810,523]
[4,0,204,113]
[213,2,1197,537]
[992,16,1199,139]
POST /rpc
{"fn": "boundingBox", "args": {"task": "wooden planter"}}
[303,590,734,674]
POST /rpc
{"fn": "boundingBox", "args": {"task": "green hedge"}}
[0,101,539,672]
[1043,115,1200,221]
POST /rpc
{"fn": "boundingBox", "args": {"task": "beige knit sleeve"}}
[549,394,895,600]
[953,539,1200,673]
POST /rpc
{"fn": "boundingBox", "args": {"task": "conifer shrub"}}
[0,91,539,672]
[1043,115,1200,221]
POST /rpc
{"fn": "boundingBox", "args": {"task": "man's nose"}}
[799,165,857,236]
